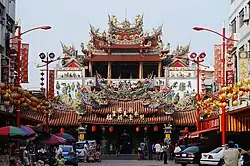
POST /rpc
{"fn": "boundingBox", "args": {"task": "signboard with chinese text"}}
[226,70,234,85]
[239,52,249,81]
[201,118,219,130]
[21,43,29,83]
[214,45,222,84]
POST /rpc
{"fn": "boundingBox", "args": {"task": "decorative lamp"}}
[144,126,148,131]
[92,125,97,132]
[154,125,159,132]
[136,126,140,132]
[60,128,65,133]
[109,126,114,132]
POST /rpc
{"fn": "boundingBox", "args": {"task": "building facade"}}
[0,0,16,83]
[229,0,250,82]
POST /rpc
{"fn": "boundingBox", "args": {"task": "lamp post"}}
[176,52,207,131]
[38,53,69,132]
[193,26,239,145]
[11,25,51,128]
[38,52,55,132]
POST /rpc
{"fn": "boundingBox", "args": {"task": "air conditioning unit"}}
[233,33,239,41]
[243,14,250,22]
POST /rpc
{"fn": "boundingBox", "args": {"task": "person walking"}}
[148,142,153,160]
[174,143,181,154]
[162,143,168,164]
[169,143,175,161]
[154,142,161,161]
[221,141,241,166]
[140,141,145,160]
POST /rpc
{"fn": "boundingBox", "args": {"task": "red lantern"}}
[184,127,189,133]
[60,128,64,133]
[153,125,158,132]
[136,126,140,132]
[144,127,148,131]
[109,126,114,133]
[92,125,96,132]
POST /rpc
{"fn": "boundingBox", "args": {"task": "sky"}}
[16,0,229,88]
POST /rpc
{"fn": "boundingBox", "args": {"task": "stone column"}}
[158,61,162,77]
[139,62,143,79]
[107,62,112,79]
[88,62,93,77]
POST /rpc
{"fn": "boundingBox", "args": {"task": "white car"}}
[200,147,244,165]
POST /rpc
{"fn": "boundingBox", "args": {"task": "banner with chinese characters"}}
[226,70,234,85]
[21,43,29,83]
[49,70,55,100]
[200,118,219,130]
[214,45,222,84]
[239,52,249,81]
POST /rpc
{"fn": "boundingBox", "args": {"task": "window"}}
[239,9,244,28]
[182,146,199,153]
[231,18,236,33]
[209,147,223,153]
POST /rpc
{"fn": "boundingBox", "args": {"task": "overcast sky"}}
[16,0,229,88]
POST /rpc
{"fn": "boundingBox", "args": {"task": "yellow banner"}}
[239,52,249,81]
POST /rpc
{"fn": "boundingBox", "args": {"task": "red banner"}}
[21,43,29,83]
[226,70,234,85]
[214,45,222,84]
[48,70,55,100]
[201,118,219,130]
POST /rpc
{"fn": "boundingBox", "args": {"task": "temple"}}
[40,15,215,154]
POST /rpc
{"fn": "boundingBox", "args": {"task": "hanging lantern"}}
[109,126,114,133]
[153,125,159,132]
[184,127,189,133]
[102,127,105,133]
[60,128,65,133]
[92,125,97,132]
[136,126,140,132]
[144,126,148,131]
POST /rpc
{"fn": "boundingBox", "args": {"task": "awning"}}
[189,127,219,138]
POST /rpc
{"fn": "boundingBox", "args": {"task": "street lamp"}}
[176,52,207,131]
[13,25,51,128]
[38,53,69,132]
[193,26,238,145]
[39,52,55,132]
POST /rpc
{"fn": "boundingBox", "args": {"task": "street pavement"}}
[76,160,199,166]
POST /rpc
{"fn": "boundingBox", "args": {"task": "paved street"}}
[77,160,198,166]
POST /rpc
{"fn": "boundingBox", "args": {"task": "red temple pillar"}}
[158,61,162,77]
[139,62,143,79]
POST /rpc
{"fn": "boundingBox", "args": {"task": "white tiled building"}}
[229,0,250,82]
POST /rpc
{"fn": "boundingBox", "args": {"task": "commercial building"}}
[0,0,16,83]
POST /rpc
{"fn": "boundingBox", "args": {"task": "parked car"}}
[59,145,78,166]
[200,146,243,165]
[175,146,204,166]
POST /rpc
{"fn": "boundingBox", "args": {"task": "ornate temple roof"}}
[88,15,164,52]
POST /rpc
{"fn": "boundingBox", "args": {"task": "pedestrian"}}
[22,147,30,166]
[160,142,164,160]
[55,153,65,166]
[148,141,153,160]
[174,143,181,154]
[162,143,168,164]
[221,141,241,166]
[140,140,145,160]
[239,148,250,166]
[137,147,142,160]
[169,143,174,160]
[54,145,63,159]
[154,141,161,161]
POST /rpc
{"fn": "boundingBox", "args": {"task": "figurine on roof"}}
[61,42,77,57]
[110,15,118,25]
[135,14,142,24]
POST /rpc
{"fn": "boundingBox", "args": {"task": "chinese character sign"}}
[49,70,55,100]
[21,43,29,83]
[239,52,249,81]
[214,45,222,84]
